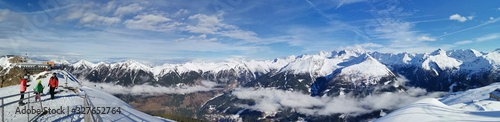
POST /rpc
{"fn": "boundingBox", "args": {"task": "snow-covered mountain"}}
[3,48,498,121]
[334,53,395,85]
[51,48,500,121]
[64,48,497,75]
[422,49,462,72]
[63,48,500,90]
[376,82,500,122]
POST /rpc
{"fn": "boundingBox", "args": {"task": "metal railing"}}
[83,93,103,122]
[62,70,81,86]
[62,70,102,122]
[0,91,40,122]
[0,70,102,122]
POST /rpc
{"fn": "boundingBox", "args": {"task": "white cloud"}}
[467,16,474,20]
[418,36,436,41]
[114,3,144,16]
[336,0,366,7]
[82,80,221,95]
[348,2,441,54]
[0,26,267,63]
[370,18,435,45]
[185,14,259,41]
[341,43,383,51]
[56,1,121,26]
[439,17,500,38]
[232,87,443,116]
[186,14,223,34]
[174,9,190,16]
[0,9,24,22]
[124,14,181,31]
[171,35,262,52]
[476,34,498,42]
[104,1,117,13]
[79,13,121,25]
[175,34,217,42]
[454,33,499,45]
[0,10,12,22]
[454,40,474,45]
[449,14,468,22]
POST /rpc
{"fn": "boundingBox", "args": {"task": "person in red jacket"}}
[48,73,59,99]
[19,75,30,105]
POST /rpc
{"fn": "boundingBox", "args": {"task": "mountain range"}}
[58,48,500,121]
[63,48,500,90]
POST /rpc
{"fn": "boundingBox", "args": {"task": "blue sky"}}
[0,0,499,64]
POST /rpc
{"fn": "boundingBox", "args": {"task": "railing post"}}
[27,92,30,122]
[65,74,68,87]
[2,99,4,122]
[84,94,90,122]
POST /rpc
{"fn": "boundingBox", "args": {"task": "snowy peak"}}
[279,53,341,76]
[114,60,152,71]
[337,53,395,85]
[317,51,333,58]
[73,60,96,68]
[401,53,413,64]
[361,53,376,62]
[422,50,462,71]
[370,52,417,66]
[430,48,446,55]
[483,51,500,66]
[447,49,482,62]
[339,53,375,65]
[49,60,71,65]
[333,49,366,59]
[63,48,500,81]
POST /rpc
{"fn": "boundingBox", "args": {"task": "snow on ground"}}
[0,57,12,68]
[0,70,172,122]
[375,98,500,122]
[440,83,500,105]
[375,83,500,122]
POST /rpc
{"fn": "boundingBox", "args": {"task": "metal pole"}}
[84,94,90,122]
[27,92,30,121]
[2,99,4,122]
[65,74,68,87]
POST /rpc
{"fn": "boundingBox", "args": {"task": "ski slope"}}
[375,83,500,122]
[0,70,172,122]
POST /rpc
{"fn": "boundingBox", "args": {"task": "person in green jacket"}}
[33,80,44,102]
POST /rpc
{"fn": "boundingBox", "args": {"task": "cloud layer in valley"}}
[232,87,444,116]
[82,80,221,95]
